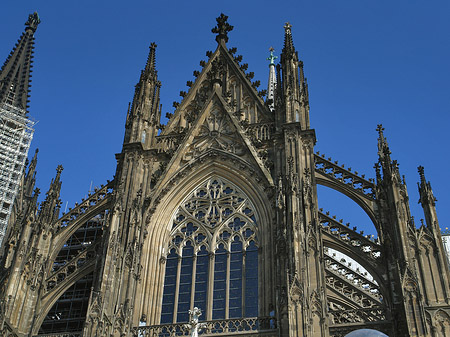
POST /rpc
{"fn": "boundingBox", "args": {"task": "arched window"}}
[160,177,259,323]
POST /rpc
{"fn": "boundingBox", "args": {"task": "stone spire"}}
[143,42,157,80]
[23,148,38,196]
[376,124,393,171]
[124,42,161,148]
[38,165,63,225]
[211,13,233,44]
[0,12,40,112]
[417,166,438,227]
[282,22,295,56]
[279,22,310,128]
[266,47,277,111]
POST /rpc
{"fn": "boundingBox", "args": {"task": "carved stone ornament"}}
[183,109,245,161]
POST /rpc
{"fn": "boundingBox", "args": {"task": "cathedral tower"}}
[0,12,39,248]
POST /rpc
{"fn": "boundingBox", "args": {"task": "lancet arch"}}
[136,159,275,325]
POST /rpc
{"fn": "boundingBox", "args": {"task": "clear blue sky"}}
[1,1,449,236]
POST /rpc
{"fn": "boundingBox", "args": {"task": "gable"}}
[153,89,274,196]
[161,43,272,137]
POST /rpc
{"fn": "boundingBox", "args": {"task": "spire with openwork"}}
[0,12,40,112]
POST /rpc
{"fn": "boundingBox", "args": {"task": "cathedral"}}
[1,12,450,337]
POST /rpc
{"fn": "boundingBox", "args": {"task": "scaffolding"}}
[0,102,35,247]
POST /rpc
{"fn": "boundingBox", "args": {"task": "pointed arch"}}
[136,156,274,325]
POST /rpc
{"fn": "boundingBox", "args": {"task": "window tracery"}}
[161,177,259,323]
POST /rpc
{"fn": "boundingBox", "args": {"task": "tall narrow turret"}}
[279,23,310,128]
[124,43,161,149]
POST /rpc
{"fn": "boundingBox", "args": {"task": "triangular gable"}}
[154,88,274,192]
[161,42,272,136]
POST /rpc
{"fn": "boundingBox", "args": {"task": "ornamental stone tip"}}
[284,22,292,31]
[418,166,426,182]
[25,12,40,32]
[212,13,233,44]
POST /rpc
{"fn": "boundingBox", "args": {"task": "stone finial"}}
[284,22,292,32]
[418,166,426,184]
[211,13,233,43]
[376,124,384,138]
[25,12,41,32]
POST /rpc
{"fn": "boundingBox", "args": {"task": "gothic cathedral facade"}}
[1,13,450,337]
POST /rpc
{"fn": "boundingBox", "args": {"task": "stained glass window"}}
[161,177,259,323]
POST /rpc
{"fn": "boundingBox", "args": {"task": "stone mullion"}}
[242,251,246,316]
[190,254,197,311]
[225,251,230,319]
[173,256,182,323]
[206,252,215,320]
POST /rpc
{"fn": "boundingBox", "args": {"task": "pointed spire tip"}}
[282,22,295,55]
[25,12,40,33]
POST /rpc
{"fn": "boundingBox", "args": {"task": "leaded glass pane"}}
[161,177,260,323]
[213,245,227,319]
[194,246,209,311]
[229,237,243,318]
[245,241,258,317]
[177,242,194,322]
[161,249,178,323]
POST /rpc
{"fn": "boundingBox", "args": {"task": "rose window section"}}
[161,177,259,324]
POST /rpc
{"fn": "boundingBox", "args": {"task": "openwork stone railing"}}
[324,254,383,306]
[132,317,274,337]
[55,181,113,234]
[34,333,82,337]
[44,240,100,294]
[329,307,387,325]
[319,211,382,263]
[314,153,375,200]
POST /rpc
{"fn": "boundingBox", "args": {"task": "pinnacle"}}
[144,42,157,78]
[418,166,426,184]
[283,22,295,55]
